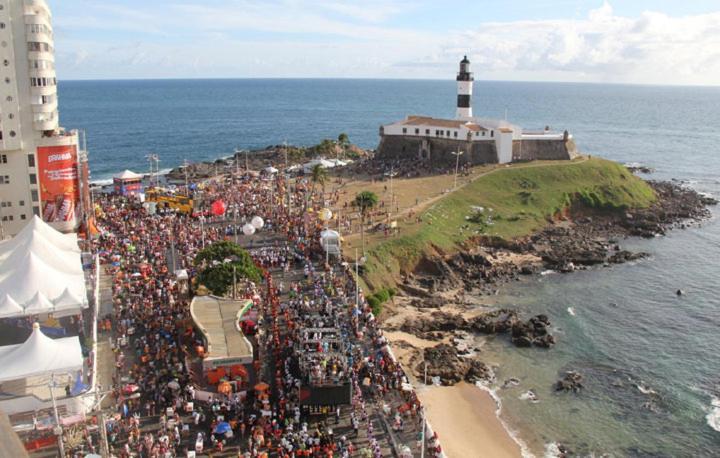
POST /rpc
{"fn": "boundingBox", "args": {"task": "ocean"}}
[58,79,720,456]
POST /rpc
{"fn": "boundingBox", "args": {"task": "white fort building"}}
[377,56,577,166]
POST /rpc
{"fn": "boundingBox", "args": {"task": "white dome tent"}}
[0,216,87,317]
[319,229,341,257]
[0,323,83,383]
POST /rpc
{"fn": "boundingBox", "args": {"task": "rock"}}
[555,371,584,393]
[418,344,492,385]
[676,289,684,296]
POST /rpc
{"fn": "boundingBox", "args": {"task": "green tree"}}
[337,133,350,155]
[194,241,261,296]
[306,163,329,210]
[354,190,378,254]
[315,139,336,158]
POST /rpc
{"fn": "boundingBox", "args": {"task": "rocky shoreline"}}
[382,178,717,388]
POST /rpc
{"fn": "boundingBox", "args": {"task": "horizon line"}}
[57,76,720,89]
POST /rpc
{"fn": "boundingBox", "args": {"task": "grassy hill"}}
[362,157,656,291]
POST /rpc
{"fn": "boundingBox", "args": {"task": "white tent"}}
[319,229,341,255]
[114,169,143,180]
[0,215,80,256]
[0,294,23,318]
[0,216,87,317]
[264,166,279,174]
[0,323,83,382]
[303,159,336,173]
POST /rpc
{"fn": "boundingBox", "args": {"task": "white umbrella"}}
[243,223,256,236]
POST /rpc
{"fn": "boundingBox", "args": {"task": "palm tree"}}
[306,163,328,210]
[354,190,378,255]
[337,133,350,156]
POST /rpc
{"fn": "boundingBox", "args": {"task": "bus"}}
[145,189,194,214]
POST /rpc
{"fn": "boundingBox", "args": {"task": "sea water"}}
[58,79,720,456]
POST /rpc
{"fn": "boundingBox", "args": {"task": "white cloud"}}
[51,1,720,85]
[430,2,720,85]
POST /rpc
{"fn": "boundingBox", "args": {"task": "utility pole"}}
[451,151,464,190]
[95,387,109,458]
[420,361,428,458]
[183,159,189,195]
[49,374,65,458]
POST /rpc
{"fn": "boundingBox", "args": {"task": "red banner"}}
[37,144,79,224]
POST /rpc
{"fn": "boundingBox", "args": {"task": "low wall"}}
[513,138,576,161]
[377,135,577,166]
[376,135,499,166]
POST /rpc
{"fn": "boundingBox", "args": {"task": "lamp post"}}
[451,151,464,189]
[49,374,65,458]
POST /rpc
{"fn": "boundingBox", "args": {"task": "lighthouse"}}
[456,55,474,119]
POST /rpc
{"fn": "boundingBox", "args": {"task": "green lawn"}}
[362,157,656,290]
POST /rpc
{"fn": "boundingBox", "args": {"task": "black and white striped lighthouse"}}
[456,55,474,119]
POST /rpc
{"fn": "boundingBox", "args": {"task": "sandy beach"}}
[416,382,522,458]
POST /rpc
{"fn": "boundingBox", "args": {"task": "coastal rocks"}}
[555,371,584,393]
[511,314,556,348]
[608,250,648,264]
[400,310,556,349]
[418,343,492,385]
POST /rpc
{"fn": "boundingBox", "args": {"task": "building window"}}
[0,175,8,184]
[7,113,13,119]
[402,128,407,134]
[454,131,458,138]
[0,201,8,207]
[490,130,494,138]
[29,173,37,185]
[413,128,419,134]
[31,190,39,202]
[0,154,7,163]
[446,130,450,136]
[19,200,24,206]
[2,60,7,66]
[5,96,11,102]
[21,214,26,220]
[28,154,35,167]
[32,206,40,216]
[425,129,430,134]
[9,130,15,137]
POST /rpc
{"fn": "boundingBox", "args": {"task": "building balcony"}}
[33,117,58,132]
[24,0,52,18]
[31,99,58,113]
[30,85,56,96]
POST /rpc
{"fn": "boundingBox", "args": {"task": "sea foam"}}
[707,397,720,432]
[473,381,536,458]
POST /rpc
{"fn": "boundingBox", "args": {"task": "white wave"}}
[567,307,575,316]
[473,382,536,458]
[90,178,113,186]
[636,383,656,395]
[543,442,563,458]
[519,390,540,403]
[707,397,720,433]
[540,270,557,276]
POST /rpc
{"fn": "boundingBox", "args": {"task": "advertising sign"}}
[37,144,80,225]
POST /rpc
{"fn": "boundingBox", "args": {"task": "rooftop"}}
[190,296,254,369]
[398,116,488,131]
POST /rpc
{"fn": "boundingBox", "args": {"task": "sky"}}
[49,0,720,85]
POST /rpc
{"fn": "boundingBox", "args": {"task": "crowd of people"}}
[82,169,444,457]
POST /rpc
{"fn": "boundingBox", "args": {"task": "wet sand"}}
[417,382,522,458]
